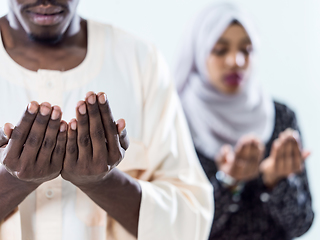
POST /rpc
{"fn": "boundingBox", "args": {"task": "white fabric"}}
[174,3,275,159]
[0,20,213,240]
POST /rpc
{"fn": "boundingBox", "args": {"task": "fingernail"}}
[27,103,38,114]
[78,104,86,115]
[51,109,60,120]
[88,94,96,105]
[40,105,51,116]
[60,123,66,132]
[85,91,95,98]
[98,94,107,104]
[70,121,77,130]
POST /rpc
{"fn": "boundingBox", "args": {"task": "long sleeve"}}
[196,101,314,240]
[135,45,213,240]
[197,151,242,236]
[261,171,313,238]
[0,21,213,240]
[261,106,314,239]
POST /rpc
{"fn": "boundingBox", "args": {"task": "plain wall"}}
[0,0,319,239]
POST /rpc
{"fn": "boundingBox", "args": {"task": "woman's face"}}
[206,23,253,94]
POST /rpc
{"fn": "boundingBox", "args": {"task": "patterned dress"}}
[197,102,314,240]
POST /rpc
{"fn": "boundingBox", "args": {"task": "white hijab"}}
[175,3,275,160]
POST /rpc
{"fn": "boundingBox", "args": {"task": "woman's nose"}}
[226,52,245,68]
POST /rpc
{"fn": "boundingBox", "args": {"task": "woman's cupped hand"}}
[216,129,310,189]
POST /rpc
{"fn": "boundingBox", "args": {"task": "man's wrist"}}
[0,165,40,192]
[75,168,117,193]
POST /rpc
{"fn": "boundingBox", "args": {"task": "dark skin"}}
[0,0,141,237]
[2,0,87,71]
[0,103,67,220]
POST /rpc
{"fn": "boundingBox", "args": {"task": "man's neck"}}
[0,14,88,72]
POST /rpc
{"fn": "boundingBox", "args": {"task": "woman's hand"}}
[216,135,265,183]
[260,129,310,189]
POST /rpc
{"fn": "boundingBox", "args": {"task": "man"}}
[0,0,213,240]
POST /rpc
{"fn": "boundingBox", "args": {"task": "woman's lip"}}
[223,72,243,86]
[26,12,64,26]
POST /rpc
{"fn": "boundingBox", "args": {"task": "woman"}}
[175,3,314,240]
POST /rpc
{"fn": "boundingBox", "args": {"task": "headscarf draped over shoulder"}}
[175,3,275,159]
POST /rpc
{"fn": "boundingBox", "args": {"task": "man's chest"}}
[5,47,87,72]
[0,73,143,141]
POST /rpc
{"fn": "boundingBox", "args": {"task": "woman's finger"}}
[249,141,263,172]
[283,138,293,176]
[302,150,311,160]
[275,139,285,177]
[270,138,280,160]
[291,137,303,173]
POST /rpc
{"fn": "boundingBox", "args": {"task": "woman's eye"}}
[240,46,253,55]
[240,49,249,55]
[212,48,228,56]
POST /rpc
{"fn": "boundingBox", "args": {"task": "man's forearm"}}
[78,168,142,237]
[0,165,38,221]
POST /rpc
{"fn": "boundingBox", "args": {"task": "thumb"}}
[4,123,14,139]
[0,123,13,147]
[116,119,129,150]
[302,150,311,160]
[270,138,281,160]
[222,145,234,164]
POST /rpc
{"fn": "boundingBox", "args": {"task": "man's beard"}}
[28,33,63,45]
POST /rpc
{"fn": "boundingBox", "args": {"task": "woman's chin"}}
[221,85,241,95]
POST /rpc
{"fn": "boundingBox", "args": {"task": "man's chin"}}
[28,33,63,45]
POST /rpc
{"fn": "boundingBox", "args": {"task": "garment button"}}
[46,189,54,199]
[228,204,239,213]
[260,192,270,202]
